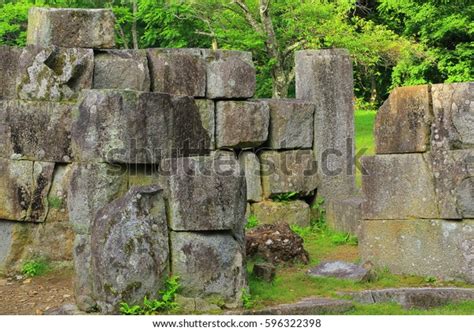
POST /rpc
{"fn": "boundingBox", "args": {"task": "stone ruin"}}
[0,8,356,313]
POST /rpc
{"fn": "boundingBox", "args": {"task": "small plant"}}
[290,224,313,238]
[21,259,48,277]
[272,192,299,202]
[425,276,437,283]
[241,288,254,309]
[119,275,181,315]
[330,232,358,246]
[47,196,63,209]
[245,214,260,229]
[310,196,326,230]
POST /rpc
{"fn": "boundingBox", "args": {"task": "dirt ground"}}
[0,269,74,315]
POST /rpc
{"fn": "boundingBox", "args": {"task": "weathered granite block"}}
[0,100,73,162]
[72,90,211,163]
[93,50,150,91]
[205,50,256,99]
[161,152,246,233]
[263,99,314,149]
[0,221,31,272]
[147,48,206,97]
[260,150,319,197]
[295,49,355,200]
[326,196,364,236]
[195,99,215,150]
[250,200,311,227]
[27,7,115,48]
[0,159,54,223]
[360,219,474,283]
[170,231,245,305]
[239,152,263,202]
[27,221,74,263]
[361,154,438,220]
[215,101,269,148]
[0,46,21,99]
[431,82,474,150]
[375,85,432,154]
[17,46,94,101]
[91,186,169,314]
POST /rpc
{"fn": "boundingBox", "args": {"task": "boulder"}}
[295,49,355,201]
[195,99,215,150]
[361,154,438,220]
[27,7,115,48]
[359,219,474,283]
[239,152,263,202]
[307,261,369,281]
[90,186,169,314]
[326,196,364,235]
[375,85,432,154]
[263,99,314,149]
[215,101,269,148]
[205,50,256,99]
[252,263,276,282]
[146,48,206,97]
[250,200,311,227]
[260,150,319,197]
[246,223,309,265]
[170,231,246,305]
[161,152,246,233]
[16,46,94,101]
[0,46,21,100]
[0,100,73,162]
[0,159,54,222]
[93,50,150,91]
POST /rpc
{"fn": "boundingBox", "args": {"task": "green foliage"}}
[271,192,299,202]
[241,288,254,310]
[119,275,180,315]
[310,196,326,229]
[289,224,313,238]
[47,196,63,209]
[21,259,48,277]
[245,214,260,230]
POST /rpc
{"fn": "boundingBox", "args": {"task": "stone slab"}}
[239,152,263,202]
[195,99,215,150]
[326,196,364,235]
[308,261,369,281]
[250,200,311,227]
[243,297,353,315]
[0,46,21,100]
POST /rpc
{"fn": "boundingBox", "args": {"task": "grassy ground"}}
[247,226,474,315]
[354,110,377,187]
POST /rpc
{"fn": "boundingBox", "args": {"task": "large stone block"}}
[295,49,355,200]
[27,221,74,263]
[91,186,169,314]
[0,46,21,100]
[72,90,211,163]
[0,159,54,222]
[27,7,115,48]
[215,101,269,148]
[161,152,246,233]
[260,150,319,197]
[263,99,314,149]
[146,48,206,97]
[195,99,215,150]
[326,196,364,236]
[0,100,73,162]
[205,50,256,99]
[250,200,311,227]
[93,50,150,91]
[361,154,438,220]
[431,82,474,150]
[16,46,94,101]
[359,219,474,283]
[375,85,432,154]
[170,231,245,305]
[239,152,263,202]
[0,221,32,272]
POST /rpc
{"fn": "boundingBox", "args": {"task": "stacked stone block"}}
[360,83,474,283]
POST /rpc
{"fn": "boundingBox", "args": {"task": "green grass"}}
[354,110,377,187]
[349,301,474,315]
[21,259,49,277]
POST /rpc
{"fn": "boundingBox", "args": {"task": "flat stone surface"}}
[91,186,169,314]
[250,200,311,227]
[93,50,150,91]
[295,49,355,200]
[170,231,246,305]
[0,46,21,99]
[0,100,73,162]
[359,219,474,283]
[195,99,215,150]
[243,297,353,315]
[27,7,115,48]
[348,287,474,309]
[308,261,369,281]
[361,154,438,220]
[263,99,314,149]
[326,196,364,236]
[375,85,432,154]
[147,48,206,97]
[239,152,263,202]
[161,152,246,233]
[260,150,319,198]
[17,46,94,101]
[215,101,269,148]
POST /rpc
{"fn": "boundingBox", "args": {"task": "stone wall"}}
[0,7,357,313]
[359,83,474,283]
